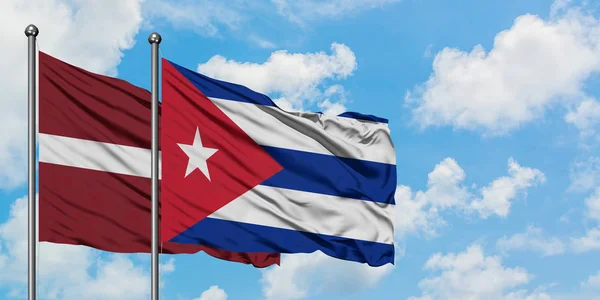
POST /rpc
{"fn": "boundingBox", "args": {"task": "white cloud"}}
[469,158,546,218]
[0,0,144,189]
[569,156,600,192]
[504,289,553,300]
[248,35,277,49]
[193,285,228,300]
[272,0,400,25]
[160,257,176,273]
[394,158,468,237]
[565,98,600,138]
[586,187,600,222]
[60,255,149,300]
[394,185,445,238]
[197,43,356,112]
[582,270,600,289]
[409,243,548,300]
[317,99,347,115]
[570,186,600,253]
[424,44,434,58]
[496,225,566,256]
[571,228,600,253]
[405,4,600,135]
[260,251,394,300]
[0,195,175,299]
[550,0,574,18]
[316,85,349,115]
[395,157,545,237]
[143,0,245,37]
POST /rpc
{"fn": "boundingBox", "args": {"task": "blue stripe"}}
[337,112,388,124]
[169,60,278,106]
[261,146,396,205]
[167,59,389,124]
[170,217,395,267]
[306,111,388,123]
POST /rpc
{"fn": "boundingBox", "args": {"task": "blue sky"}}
[1,0,600,299]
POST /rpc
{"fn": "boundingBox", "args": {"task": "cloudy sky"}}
[1,0,600,299]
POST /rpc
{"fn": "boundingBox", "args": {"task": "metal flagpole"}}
[25,24,39,300]
[148,32,162,300]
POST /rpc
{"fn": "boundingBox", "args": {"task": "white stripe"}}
[208,185,395,244]
[210,98,396,165]
[39,133,161,179]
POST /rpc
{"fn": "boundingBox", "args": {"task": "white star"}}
[177,127,218,180]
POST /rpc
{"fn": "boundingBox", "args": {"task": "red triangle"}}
[160,60,283,242]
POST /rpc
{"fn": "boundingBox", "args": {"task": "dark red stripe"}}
[39,51,161,149]
[39,162,279,267]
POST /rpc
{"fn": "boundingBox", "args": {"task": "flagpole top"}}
[24,24,39,37]
[148,32,162,44]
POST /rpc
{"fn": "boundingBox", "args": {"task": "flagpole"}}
[25,24,39,300]
[149,32,162,300]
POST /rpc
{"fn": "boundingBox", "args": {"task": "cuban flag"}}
[160,58,397,266]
